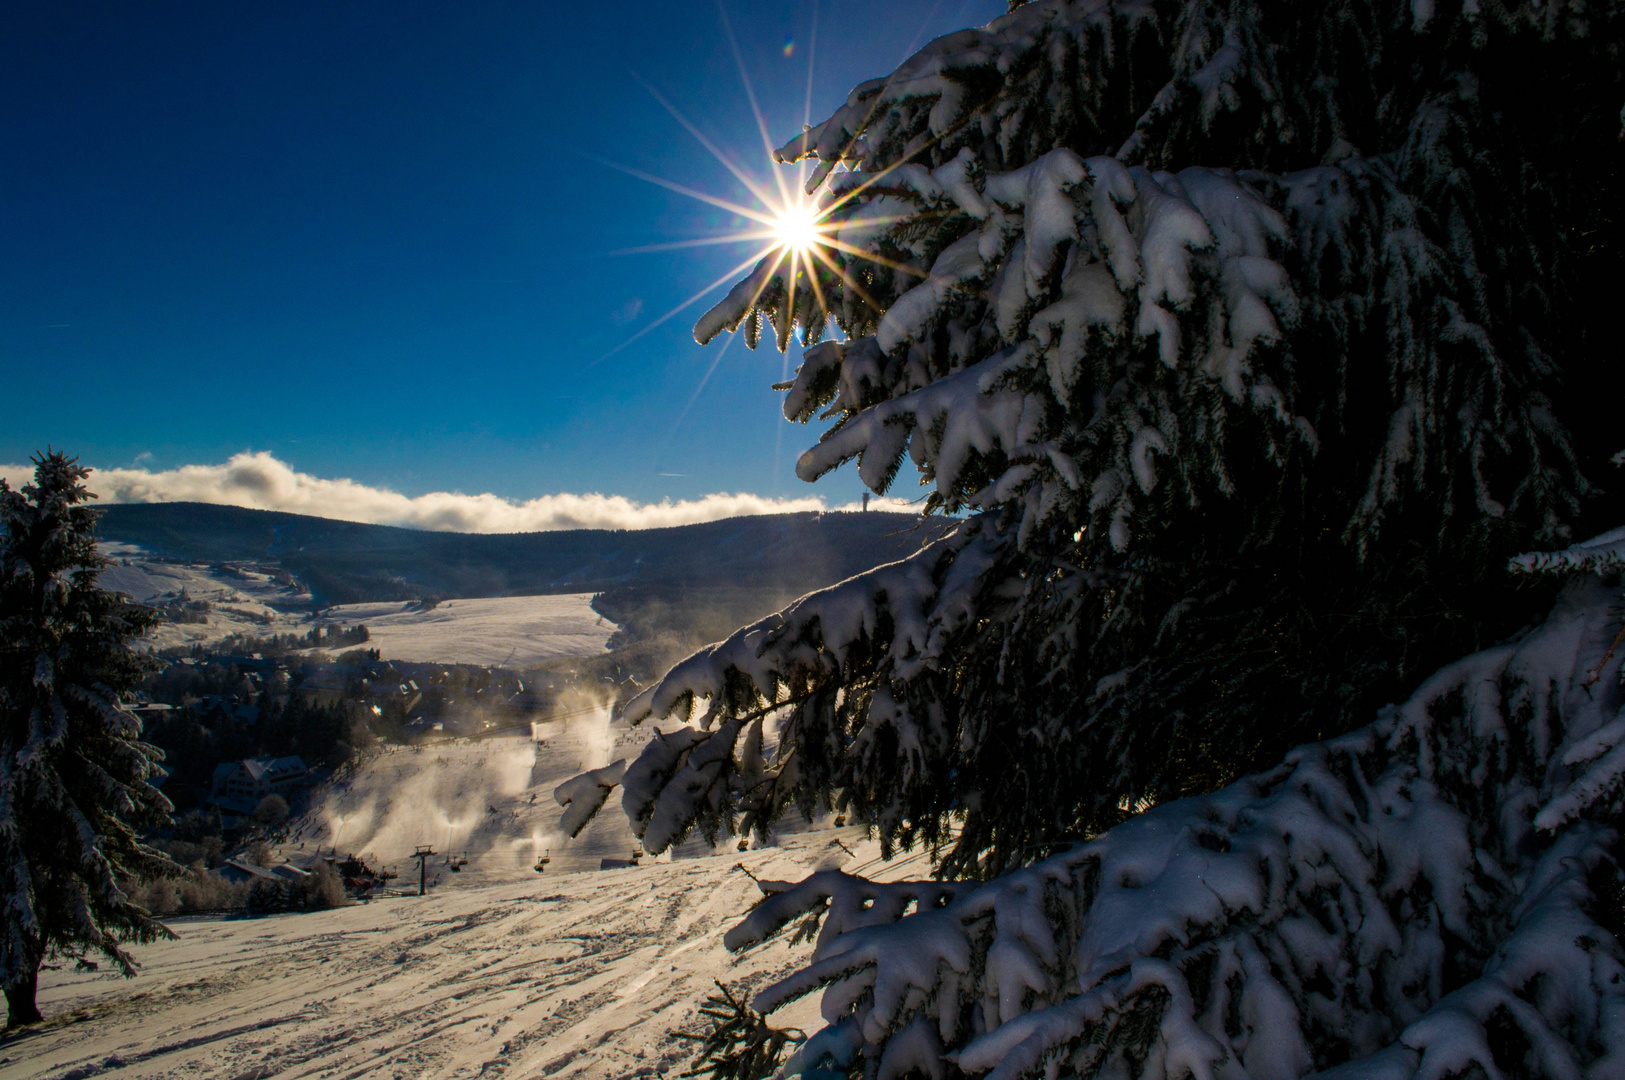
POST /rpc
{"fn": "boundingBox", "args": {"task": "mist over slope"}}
[98,502,936,606]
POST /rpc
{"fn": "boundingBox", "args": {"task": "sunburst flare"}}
[599,1,929,366]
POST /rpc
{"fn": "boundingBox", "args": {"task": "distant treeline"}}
[214,622,370,657]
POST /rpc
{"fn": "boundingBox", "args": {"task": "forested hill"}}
[95,502,938,607]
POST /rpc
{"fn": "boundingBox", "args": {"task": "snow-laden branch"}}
[602,519,1008,854]
[721,578,1625,1079]
[1512,526,1625,579]
[621,521,984,732]
[701,0,1595,574]
[758,153,1307,552]
[552,759,626,839]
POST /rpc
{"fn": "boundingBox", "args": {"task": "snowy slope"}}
[94,542,615,665]
[9,729,904,1079]
[96,543,318,653]
[11,837,914,1080]
[291,725,645,878]
[289,721,826,883]
[316,596,612,669]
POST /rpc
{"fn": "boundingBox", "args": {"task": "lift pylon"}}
[411,846,436,896]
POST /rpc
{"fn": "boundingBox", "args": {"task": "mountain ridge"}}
[96,501,942,607]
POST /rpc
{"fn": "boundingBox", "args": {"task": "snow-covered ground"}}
[97,543,317,652]
[95,542,614,665]
[12,835,910,1080]
[317,597,613,669]
[0,550,905,1078]
[11,725,901,1079]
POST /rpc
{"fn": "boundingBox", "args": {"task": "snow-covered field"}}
[94,543,614,665]
[12,837,907,1080]
[317,597,612,669]
[97,543,317,652]
[10,726,897,1079]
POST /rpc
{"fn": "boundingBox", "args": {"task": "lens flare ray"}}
[605,230,781,258]
[630,71,782,214]
[594,247,777,364]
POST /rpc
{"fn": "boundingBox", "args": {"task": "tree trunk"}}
[4,970,41,1028]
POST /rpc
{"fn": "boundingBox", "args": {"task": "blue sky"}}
[1,1,1002,524]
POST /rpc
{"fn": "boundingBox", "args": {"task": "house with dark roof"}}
[198,695,261,726]
[214,858,313,887]
[214,858,282,885]
[209,755,308,813]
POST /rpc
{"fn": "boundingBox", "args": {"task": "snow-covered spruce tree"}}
[578,0,1625,871]
[718,551,1625,1078]
[0,453,174,1027]
[546,0,1625,1075]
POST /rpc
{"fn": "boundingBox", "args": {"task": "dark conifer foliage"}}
[605,0,1623,877]
[563,2,1625,1075]
[0,453,175,1027]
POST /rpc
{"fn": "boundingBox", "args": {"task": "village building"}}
[198,695,260,726]
[213,858,311,886]
[214,859,283,886]
[295,665,355,705]
[209,754,309,813]
[128,701,174,723]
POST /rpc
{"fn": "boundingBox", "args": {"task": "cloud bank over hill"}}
[0,452,914,533]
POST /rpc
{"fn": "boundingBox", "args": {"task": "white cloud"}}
[0,463,36,491]
[0,452,916,533]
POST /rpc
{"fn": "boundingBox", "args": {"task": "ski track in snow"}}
[11,734,927,1079]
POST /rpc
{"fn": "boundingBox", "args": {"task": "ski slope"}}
[9,729,909,1079]
[318,596,613,669]
[11,836,915,1080]
[292,720,652,878]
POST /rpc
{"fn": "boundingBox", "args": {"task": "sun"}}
[771,200,822,253]
[598,13,919,365]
